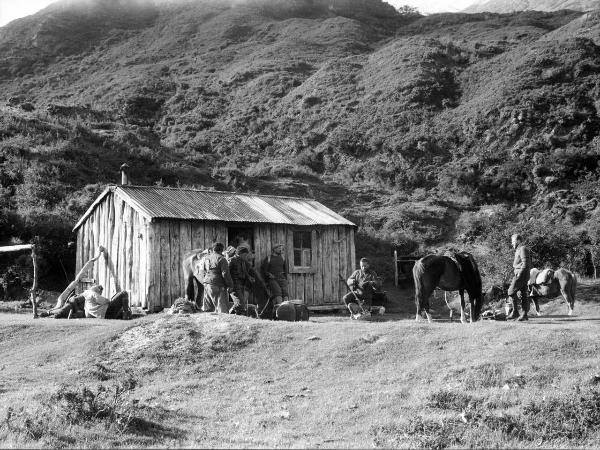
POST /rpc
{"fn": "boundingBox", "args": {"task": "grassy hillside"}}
[0,0,599,292]
[1,280,600,448]
[464,0,600,13]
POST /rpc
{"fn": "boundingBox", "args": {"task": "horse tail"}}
[413,258,426,313]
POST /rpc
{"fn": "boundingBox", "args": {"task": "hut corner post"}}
[30,245,39,318]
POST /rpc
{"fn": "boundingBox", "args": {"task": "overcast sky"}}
[0,0,478,27]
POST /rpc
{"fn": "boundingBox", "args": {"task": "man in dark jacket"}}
[507,233,532,321]
[199,242,234,313]
[343,258,382,319]
[228,246,253,315]
[261,243,289,306]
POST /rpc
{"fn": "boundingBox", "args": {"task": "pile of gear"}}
[168,298,199,315]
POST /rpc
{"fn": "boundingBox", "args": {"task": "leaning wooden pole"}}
[30,245,38,319]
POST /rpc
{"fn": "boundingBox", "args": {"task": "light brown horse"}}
[528,268,577,316]
[182,248,208,305]
[413,252,483,323]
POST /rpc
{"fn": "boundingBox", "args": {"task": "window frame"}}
[289,228,317,274]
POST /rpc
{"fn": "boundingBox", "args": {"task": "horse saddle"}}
[529,268,554,286]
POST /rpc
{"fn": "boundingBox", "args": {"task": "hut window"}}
[293,230,312,267]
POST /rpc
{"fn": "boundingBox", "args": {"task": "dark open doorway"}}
[227,225,254,252]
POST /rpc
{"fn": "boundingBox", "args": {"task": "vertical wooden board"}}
[349,228,356,272]
[190,221,204,250]
[120,205,129,293]
[117,203,127,294]
[136,215,147,308]
[159,221,171,308]
[324,228,335,303]
[338,226,347,306]
[130,212,138,307]
[108,197,121,295]
[253,224,264,269]
[331,227,340,303]
[205,221,216,247]
[215,221,227,245]
[313,228,323,306]
[82,221,89,278]
[145,220,158,310]
[96,204,106,291]
[103,194,113,295]
[285,226,295,298]
[75,230,82,277]
[169,220,181,300]
[179,221,192,294]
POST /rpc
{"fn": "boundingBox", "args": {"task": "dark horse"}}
[413,252,483,323]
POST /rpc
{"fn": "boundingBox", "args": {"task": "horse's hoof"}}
[568,310,573,316]
[536,311,542,316]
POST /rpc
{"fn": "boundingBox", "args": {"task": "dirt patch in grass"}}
[100,314,259,372]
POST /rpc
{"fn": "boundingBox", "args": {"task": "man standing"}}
[343,257,382,319]
[261,243,289,306]
[199,242,234,313]
[228,246,252,315]
[507,233,532,321]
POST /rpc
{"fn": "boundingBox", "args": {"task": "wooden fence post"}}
[30,245,38,318]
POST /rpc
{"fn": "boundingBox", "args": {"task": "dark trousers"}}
[343,289,373,314]
[103,291,130,319]
[508,269,529,314]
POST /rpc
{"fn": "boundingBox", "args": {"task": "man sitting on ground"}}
[343,257,383,319]
[82,285,132,320]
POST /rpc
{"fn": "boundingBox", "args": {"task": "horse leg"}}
[561,287,573,316]
[532,296,541,316]
[459,289,467,324]
[415,287,433,323]
[443,291,453,322]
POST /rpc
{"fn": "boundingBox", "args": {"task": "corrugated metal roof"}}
[74,185,355,230]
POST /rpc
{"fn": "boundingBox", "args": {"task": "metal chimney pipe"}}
[120,163,130,185]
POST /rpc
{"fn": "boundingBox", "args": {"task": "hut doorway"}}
[227,226,254,252]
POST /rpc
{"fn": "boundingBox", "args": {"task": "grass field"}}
[1,280,599,448]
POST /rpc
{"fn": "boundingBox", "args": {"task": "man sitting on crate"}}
[343,258,384,320]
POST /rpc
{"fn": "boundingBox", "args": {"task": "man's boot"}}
[506,298,520,320]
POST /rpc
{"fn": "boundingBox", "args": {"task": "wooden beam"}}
[0,244,33,253]
[307,304,345,311]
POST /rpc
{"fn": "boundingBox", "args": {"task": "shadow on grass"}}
[127,417,186,440]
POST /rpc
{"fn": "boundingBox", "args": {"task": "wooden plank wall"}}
[76,207,356,311]
[75,193,149,309]
[149,219,227,311]
[246,224,355,307]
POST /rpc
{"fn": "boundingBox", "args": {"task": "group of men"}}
[189,242,290,316]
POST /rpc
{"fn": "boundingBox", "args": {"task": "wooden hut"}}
[73,185,356,311]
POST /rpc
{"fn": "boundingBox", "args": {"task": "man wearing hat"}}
[199,242,234,313]
[261,243,289,306]
[228,246,252,315]
[343,258,382,319]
